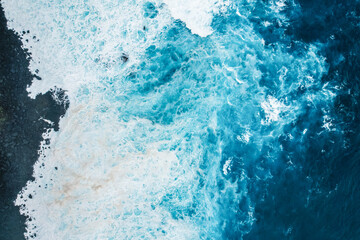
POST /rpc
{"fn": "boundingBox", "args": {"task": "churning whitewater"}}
[2,0,338,239]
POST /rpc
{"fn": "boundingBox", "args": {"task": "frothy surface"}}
[2,0,339,239]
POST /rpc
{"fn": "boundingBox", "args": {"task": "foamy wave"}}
[2,0,334,239]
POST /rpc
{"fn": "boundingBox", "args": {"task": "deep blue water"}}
[1,0,360,239]
[244,1,360,239]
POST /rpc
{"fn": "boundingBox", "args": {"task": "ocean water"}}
[2,0,360,239]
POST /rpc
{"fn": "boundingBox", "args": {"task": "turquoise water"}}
[2,0,360,239]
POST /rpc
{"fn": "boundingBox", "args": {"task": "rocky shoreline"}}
[0,4,67,239]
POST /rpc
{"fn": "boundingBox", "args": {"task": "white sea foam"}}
[3,0,173,100]
[237,130,252,143]
[16,110,204,239]
[223,159,232,175]
[261,96,289,125]
[163,0,228,37]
